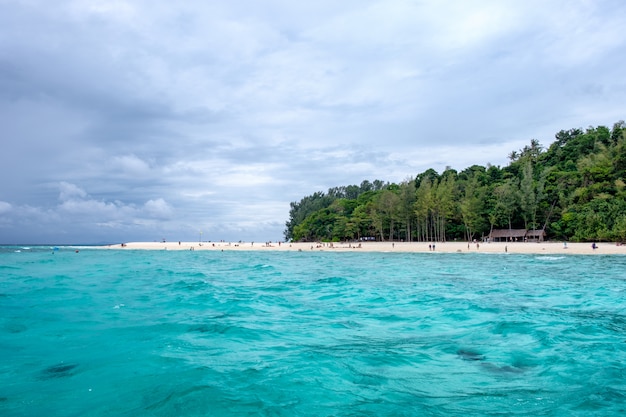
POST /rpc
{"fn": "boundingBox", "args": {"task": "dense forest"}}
[284,121,626,243]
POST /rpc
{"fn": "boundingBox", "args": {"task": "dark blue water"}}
[1,247,625,416]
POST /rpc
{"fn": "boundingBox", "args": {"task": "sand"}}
[102,240,626,255]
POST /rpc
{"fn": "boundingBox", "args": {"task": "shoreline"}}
[98,241,626,255]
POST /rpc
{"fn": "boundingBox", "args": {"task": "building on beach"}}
[488,229,546,242]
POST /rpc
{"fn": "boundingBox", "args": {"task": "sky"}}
[1,0,625,244]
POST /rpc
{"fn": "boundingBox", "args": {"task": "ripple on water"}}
[0,249,625,416]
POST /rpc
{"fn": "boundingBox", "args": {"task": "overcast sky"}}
[1,0,625,244]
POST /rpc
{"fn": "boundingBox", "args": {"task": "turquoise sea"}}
[1,247,625,416]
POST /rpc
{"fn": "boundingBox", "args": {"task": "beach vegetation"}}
[286,121,626,243]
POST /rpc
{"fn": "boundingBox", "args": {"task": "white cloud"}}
[70,0,137,19]
[0,0,624,243]
[110,154,151,175]
[143,198,173,219]
[0,201,11,214]
[58,182,88,202]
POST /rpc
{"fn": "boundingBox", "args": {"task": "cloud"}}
[0,201,11,214]
[0,0,625,243]
[58,182,88,202]
[110,154,152,175]
[143,198,173,219]
[0,201,12,227]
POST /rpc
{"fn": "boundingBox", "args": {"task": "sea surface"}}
[1,246,625,416]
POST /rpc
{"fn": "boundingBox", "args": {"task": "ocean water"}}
[1,247,625,416]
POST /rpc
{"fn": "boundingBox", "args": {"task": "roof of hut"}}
[488,229,528,238]
[526,229,546,237]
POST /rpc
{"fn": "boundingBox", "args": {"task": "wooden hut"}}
[488,229,528,242]
[526,229,546,242]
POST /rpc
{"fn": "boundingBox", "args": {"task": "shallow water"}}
[1,247,625,416]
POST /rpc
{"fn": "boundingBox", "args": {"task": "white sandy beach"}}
[102,240,626,255]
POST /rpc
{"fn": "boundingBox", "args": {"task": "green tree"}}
[414,177,434,241]
[286,121,626,243]
[398,178,416,241]
[433,173,456,242]
[372,190,400,241]
[519,160,536,229]
[492,178,519,231]
[459,175,486,241]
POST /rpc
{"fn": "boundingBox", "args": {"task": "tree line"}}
[284,121,626,243]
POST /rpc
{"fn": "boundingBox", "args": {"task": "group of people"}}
[467,241,480,250]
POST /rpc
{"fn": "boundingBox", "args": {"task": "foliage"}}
[285,121,626,242]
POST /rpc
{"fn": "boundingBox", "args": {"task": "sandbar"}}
[102,241,626,255]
